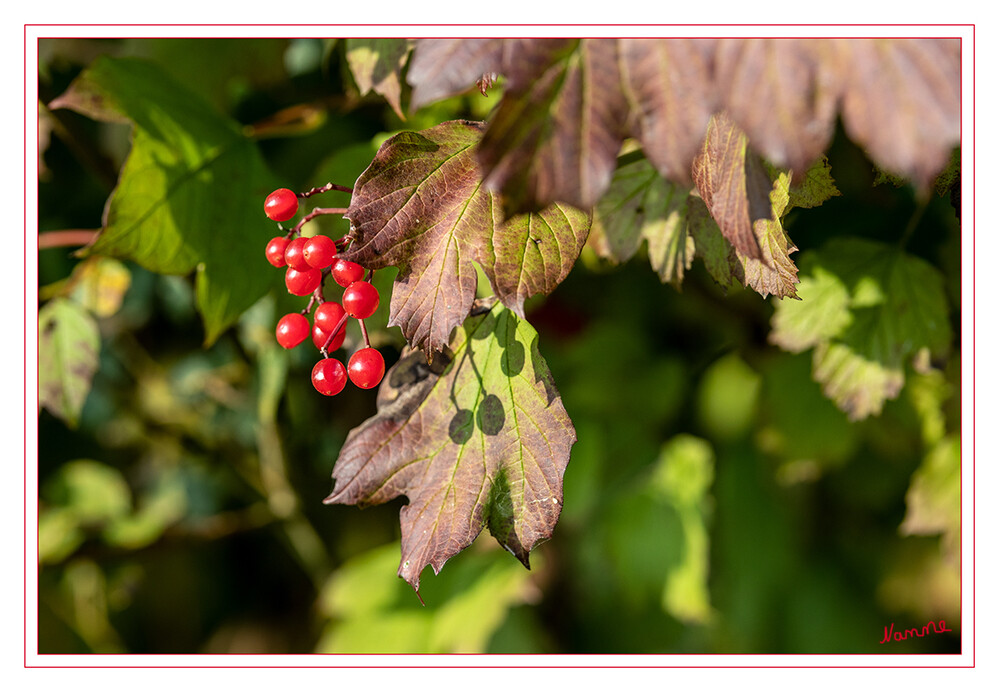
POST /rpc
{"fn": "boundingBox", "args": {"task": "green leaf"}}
[316,539,535,653]
[324,304,576,591]
[770,238,952,419]
[785,156,842,210]
[39,460,134,562]
[343,120,590,356]
[591,155,694,287]
[649,435,716,624]
[900,435,960,559]
[49,56,281,344]
[38,298,100,427]
[345,38,412,119]
[65,256,132,318]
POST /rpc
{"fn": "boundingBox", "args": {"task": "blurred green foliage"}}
[36,38,961,655]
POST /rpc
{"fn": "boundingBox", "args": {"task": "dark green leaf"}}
[49,56,281,344]
[591,155,694,288]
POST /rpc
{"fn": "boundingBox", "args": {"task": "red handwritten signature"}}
[880,620,952,644]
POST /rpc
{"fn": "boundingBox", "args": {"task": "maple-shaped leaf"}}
[618,38,717,185]
[770,238,952,419]
[407,38,511,111]
[836,39,960,191]
[345,38,413,119]
[324,303,576,592]
[48,56,281,345]
[476,38,630,217]
[714,39,839,178]
[590,154,694,287]
[342,120,590,356]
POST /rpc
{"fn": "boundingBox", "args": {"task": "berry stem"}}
[359,318,371,348]
[291,207,348,235]
[320,312,351,358]
[298,182,354,198]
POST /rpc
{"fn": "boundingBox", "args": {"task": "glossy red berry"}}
[303,235,337,269]
[332,258,365,287]
[283,236,311,271]
[285,266,322,296]
[348,348,385,390]
[314,301,347,333]
[312,322,346,352]
[265,236,290,267]
[342,281,380,319]
[312,358,347,396]
[275,313,309,349]
[264,188,299,222]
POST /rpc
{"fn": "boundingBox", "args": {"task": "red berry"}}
[303,235,337,269]
[275,313,309,349]
[314,301,347,333]
[285,266,322,296]
[348,348,385,389]
[332,258,365,287]
[284,236,311,271]
[312,358,347,396]
[342,281,380,319]
[264,188,299,222]
[265,236,290,267]
[312,322,346,352]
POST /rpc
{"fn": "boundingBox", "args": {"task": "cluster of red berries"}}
[263,187,385,396]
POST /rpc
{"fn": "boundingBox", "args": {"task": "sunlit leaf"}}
[343,120,589,356]
[770,238,951,419]
[715,39,839,177]
[316,539,535,652]
[619,38,717,185]
[476,39,630,216]
[408,38,509,111]
[689,136,800,299]
[650,435,716,624]
[324,304,575,591]
[38,298,100,427]
[591,155,694,287]
[837,39,961,190]
[49,56,281,344]
[346,38,412,119]
[900,435,961,560]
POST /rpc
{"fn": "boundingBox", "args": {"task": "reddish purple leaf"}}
[325,305,575,591]
[343,120,590,356]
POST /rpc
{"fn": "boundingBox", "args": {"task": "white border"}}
[19,23,978,676]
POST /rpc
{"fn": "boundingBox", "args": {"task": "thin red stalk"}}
[298,182,354,198]
[320,312,351,358]
[38,229,98,250]
[292,207,348,235]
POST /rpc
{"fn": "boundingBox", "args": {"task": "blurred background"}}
[36,37,962,654]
